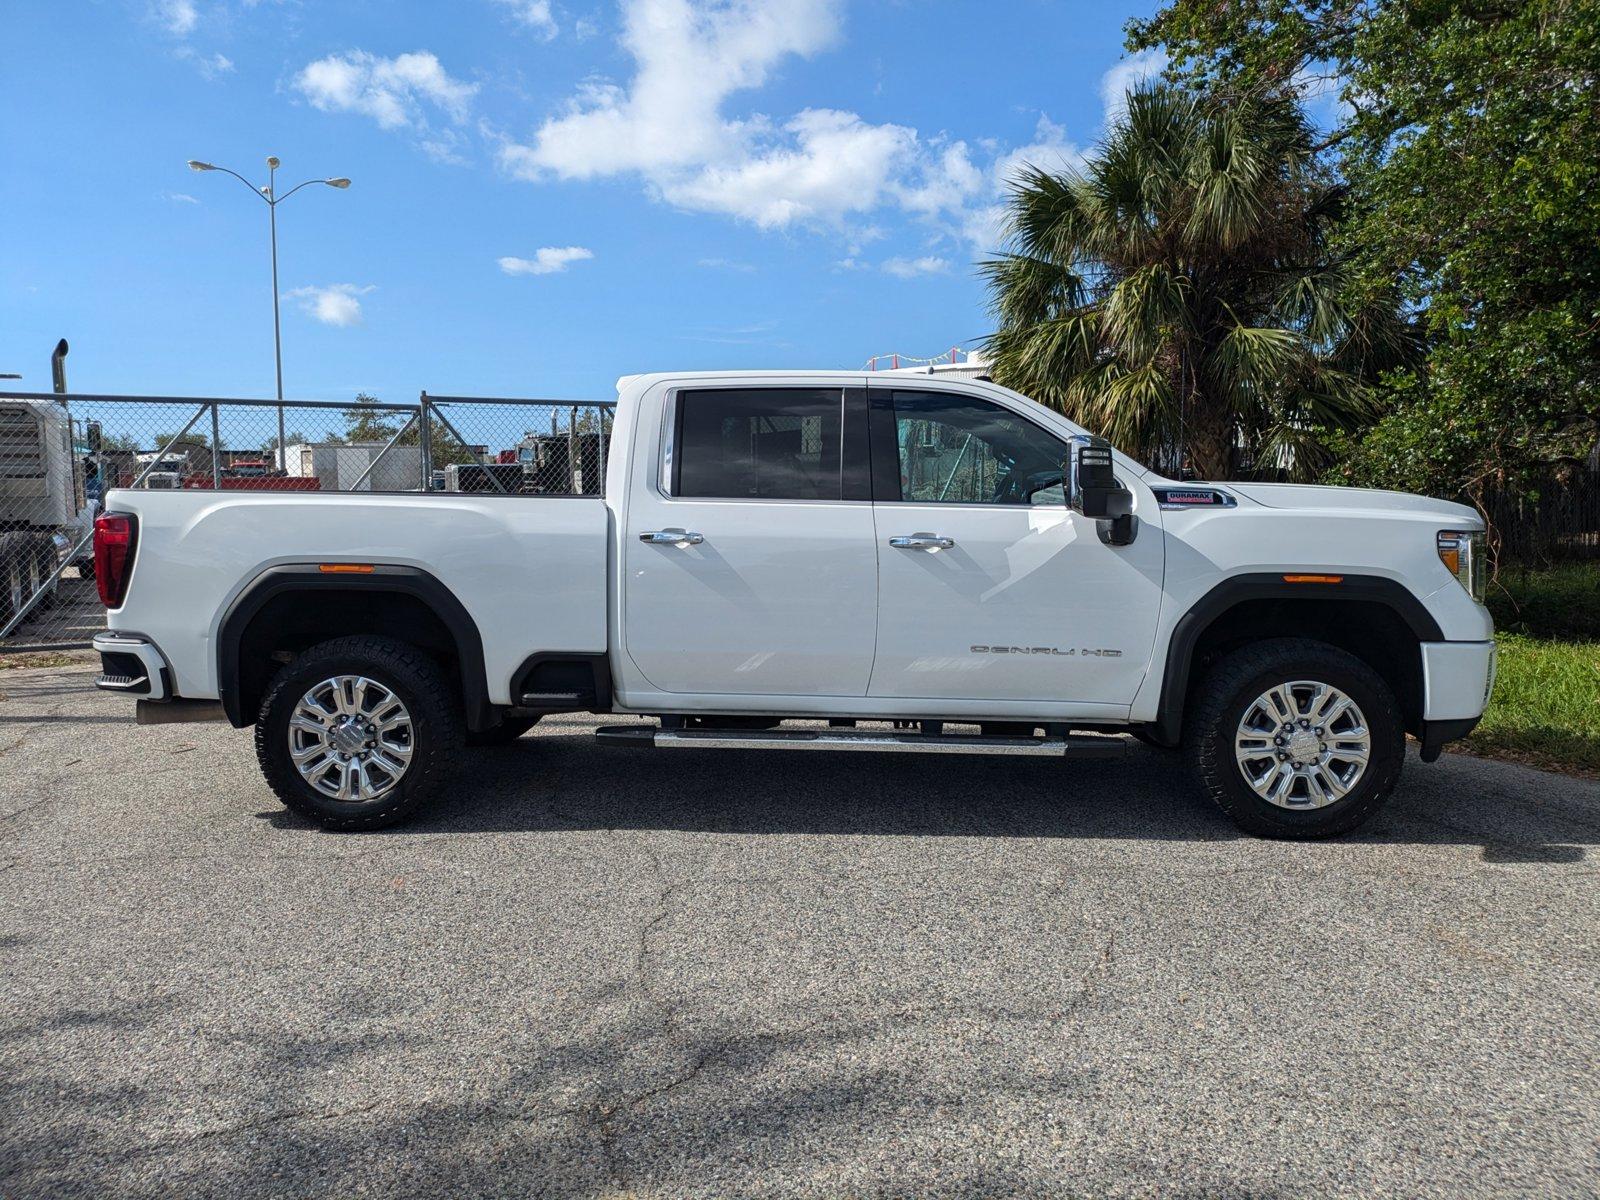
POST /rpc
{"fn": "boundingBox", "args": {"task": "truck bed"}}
[103,489,609,705]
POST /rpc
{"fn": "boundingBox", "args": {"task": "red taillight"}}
[93,511,138,608]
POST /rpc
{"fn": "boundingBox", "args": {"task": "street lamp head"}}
[326,177,352,189]
[266,155,281,169]
[187,160,216,171]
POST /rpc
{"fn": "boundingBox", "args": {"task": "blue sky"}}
[2,0,1163,407]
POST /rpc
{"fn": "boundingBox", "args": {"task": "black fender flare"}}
[216,564,491,729]
[1149,572,1444,747]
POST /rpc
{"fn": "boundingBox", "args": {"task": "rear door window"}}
[674,389,843,501]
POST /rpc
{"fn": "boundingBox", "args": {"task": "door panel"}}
[623,387,878,697]
[868,387,1164,706]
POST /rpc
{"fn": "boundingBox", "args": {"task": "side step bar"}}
[595,725,1127,758]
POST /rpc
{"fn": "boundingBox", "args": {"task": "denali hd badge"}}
[970,645,1123,657]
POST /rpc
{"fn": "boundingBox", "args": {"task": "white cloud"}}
[498,246,594,275]
[162,191,200,204]
[894,140,986,218]
[1099,50,1167,126]
[882,256,949,279]
[294,50,477,130]
[496,0,1094,255]
[506,0,840,182]
[154,0,198,35]
[494,0,558,39]
[176,46,234,78]
[697,257,755,272]
[661,108,916,229]
[286,283,375,327]
[961,115,1085,249]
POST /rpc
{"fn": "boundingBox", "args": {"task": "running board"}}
[594,725,1127,758]
[515,691,592,713]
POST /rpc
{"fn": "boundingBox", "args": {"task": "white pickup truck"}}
[91,371,1495,838]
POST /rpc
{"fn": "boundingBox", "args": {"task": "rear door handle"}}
[640,528,704,546]
[889,533,955,550]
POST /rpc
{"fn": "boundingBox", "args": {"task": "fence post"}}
[597,405,607,495]
[210,403,222,487]
[569,405,578,493]
[419,391,433,491]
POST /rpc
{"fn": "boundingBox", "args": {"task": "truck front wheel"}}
[255,635,463,830]
[1185,638,1405,839]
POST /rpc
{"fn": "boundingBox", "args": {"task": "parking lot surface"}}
[2,665,1597,1198]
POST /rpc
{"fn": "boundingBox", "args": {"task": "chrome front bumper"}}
[92,631,173,701]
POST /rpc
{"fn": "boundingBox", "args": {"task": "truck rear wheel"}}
[255,635,463,830]
[1185,638,1405,839]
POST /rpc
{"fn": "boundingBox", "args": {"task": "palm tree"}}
[982,83,1412,480]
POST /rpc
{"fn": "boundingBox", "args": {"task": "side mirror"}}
[1068,436,1137,545]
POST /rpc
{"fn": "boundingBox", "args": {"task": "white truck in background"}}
[90,371,1495,838]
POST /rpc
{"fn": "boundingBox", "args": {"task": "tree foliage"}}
[1128,0,1600,506]
[982,83,1410,479]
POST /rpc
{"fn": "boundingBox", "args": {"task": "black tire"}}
[0,536,23,629]
[465,715,540,746]
[32,537,59,610]
[1185,637,1405,839]
[255,635,463,831]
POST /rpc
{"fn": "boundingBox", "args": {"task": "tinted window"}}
[891,391,1066,505]
[676,389,843,500]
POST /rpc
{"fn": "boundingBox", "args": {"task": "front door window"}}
[888,390,1066,507]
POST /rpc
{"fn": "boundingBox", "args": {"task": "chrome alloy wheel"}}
[1233,680,1372,810]
[288,675,414,803]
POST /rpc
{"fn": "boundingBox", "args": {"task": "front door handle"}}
[889,533,956,550]
[640,528,704,546]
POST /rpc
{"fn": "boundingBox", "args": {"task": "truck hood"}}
[1225,482,1481,526]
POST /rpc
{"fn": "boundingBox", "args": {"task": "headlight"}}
[1437,529,1486,603]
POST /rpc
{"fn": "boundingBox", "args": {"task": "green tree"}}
[261,430,309,455]
[151,430,209,448]
[982,83,1410,479]
[1128,0,1600,511]
[341,393,400,443]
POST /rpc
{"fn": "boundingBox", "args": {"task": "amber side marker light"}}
[1283,574,1344,584]
[319,563,375,574]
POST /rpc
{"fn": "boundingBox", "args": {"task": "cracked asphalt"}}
[2,664,1598,1199]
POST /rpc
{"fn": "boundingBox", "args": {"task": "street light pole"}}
[187,156,351,468]
[268,157,284,430]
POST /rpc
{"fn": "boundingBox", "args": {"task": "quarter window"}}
[674,389,844,501]
[889,390,1067,506]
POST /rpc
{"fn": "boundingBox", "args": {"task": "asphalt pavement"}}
[2,664,1597,1198]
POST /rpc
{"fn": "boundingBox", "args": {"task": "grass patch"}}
[1487,563,1600,641]
[1465,633,1600,776]
[0,651,92,671]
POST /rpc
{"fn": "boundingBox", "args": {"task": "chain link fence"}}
[0,390,614,651]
